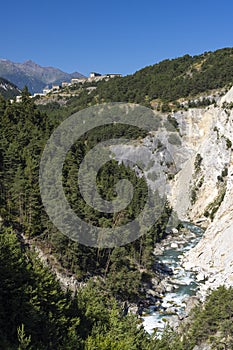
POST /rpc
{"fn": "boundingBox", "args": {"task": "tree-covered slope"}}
[0,229,153,350]
[0,90,172,303]
[43,47,233,116]
[0,92,171,350]
[2,223,233,348]
[93,47,233,103]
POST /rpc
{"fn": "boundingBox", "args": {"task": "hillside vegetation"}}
[38,47,233,118]
[94,47,233,103]
[0,90,172,348]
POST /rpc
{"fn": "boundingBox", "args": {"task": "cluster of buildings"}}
[14,72,122,102]
[42,71,122,96]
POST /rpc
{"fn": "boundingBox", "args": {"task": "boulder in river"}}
[171,242,179,248]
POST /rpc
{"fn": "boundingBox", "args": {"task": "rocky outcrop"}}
[219,85,233,105]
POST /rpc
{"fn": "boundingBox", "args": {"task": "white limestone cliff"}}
[171,91,233,297]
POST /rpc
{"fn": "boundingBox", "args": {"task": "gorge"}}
[110,86,233,336]
[1,49,233,348]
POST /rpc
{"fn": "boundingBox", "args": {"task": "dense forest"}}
[0,89,172,348]
[1,47,233,349]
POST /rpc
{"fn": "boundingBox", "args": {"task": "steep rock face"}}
[181,114,233,294]
[171,107,232,222]
[169,107,216,220]
[111,115,191,198]
[170,96,233,296]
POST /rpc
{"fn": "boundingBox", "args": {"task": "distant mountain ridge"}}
[0,77,21,99]
[0,59,85,94]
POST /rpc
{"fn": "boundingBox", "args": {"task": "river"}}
[143,222,204,334]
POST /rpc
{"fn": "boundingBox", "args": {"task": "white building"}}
[71,78,87,84]
[89,72,102,78]
[52,85,60,91]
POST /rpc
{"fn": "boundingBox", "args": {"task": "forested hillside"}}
[0,89,172,348]
[0,230,154,349]
[37,47,233,117]
[93,47,233,104]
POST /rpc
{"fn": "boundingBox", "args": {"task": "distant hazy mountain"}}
[0,59,85,94]
[0,77,21,99]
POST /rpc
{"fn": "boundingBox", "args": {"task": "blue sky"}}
[1,0,233,76]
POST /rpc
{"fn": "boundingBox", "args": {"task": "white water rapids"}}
[143,222,204,334]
